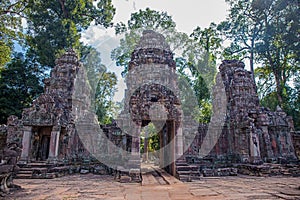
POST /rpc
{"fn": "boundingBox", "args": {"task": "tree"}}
[79,45,118,124]
[0,0,26,69]
[253,0,299,109]
[291,73,300,129]
[80,45,106,95]
[176,57,212,123]
[186,22,222,90]
[175,23,222,123]
[94,71,117,124]
[25,0,115,67]
[0,53,43,123]
[219,0,263,77]
[222,0,299,113]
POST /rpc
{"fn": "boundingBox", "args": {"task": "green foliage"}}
[190,23,222,55]
[220,0,263,74]
[0,41,12,69]
[25,0,116,67]
[290,74,300,130]
[253,0,299,107]
[140,123,160,154]
[193,75,210,105]
[115,7,176,35]
[183,22,221,91]
[192,100,212,124]
[176,57,212,122]
[0,0,26,69]
[80,45,106,92]
[94,71,117,124]
[260,92,279,111]
[0,1,117,125]
[0,53,43,123]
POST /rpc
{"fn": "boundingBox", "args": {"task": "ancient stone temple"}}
[2,31,299,181]
[9,50,91,165]
[117,30,184,176]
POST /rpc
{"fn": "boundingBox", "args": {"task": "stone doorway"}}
[32,127,52,161]
[141,120,176,176]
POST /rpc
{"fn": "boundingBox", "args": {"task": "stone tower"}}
[195,60,297,164]
[18,50,92,164]
[118,30,184,175]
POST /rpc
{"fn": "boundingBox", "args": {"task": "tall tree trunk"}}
[250,38,255,82]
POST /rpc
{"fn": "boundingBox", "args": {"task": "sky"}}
[81,0,230,101]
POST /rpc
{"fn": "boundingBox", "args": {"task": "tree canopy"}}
[0,53,43,123]
[25,0,116,67]
[0,0,26,69]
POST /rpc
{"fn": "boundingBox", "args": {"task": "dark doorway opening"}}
[40,135,50,160]
[32,126,52,161]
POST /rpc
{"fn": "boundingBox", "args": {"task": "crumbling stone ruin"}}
[117,30,183,179]
[110,31,299,180]
[181,60,299,177]
[1,30,299,183]
[3,50,110,179]
[292,131,300,159]
[196,60,297,163]
[18,50,91,165]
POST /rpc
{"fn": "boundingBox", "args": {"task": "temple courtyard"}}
[4,173,300,200]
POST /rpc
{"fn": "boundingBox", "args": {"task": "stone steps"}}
[15,164,50,179]
[175,159,200,182]
[15,173,32,179]
[15,161,63,179]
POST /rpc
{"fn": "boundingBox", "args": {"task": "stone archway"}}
[129,83,181,175]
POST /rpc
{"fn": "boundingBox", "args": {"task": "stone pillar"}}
[171,120,176,176]
[127,122,141,182]
[159,129,164,168]
[175,122,183,159]
[48,126,61,163]
[127,122,141,169]
[131,122,141,156]
[144,131,149,162]
[20,126,32,164]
